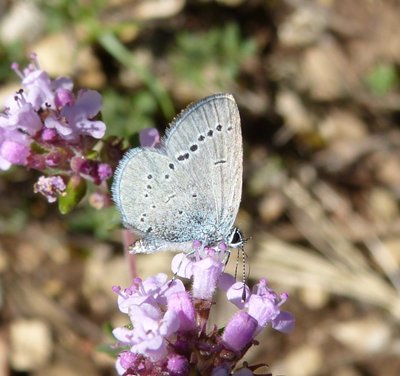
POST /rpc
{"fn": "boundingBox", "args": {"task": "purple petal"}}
[139,128,160,147]
[44,115,72,137]
[233,368,255,376]
[171,253,193,278]
[226,281,250,309]
[167,354,189,376]
[157,278,185,305]
[75,89,102,118]
[51,76,73,91]
[112,327,135,344]
[33,175,66,203]
[0,140,30,165]
[272,311,295,333]
[8,102,42,135]
[54,88,75,108]
[222,311,258,352]
[160,309,179,337]
[192,257,224,300]
[167,291,196,332]
[75,119,106,139]
[247,294,280,333]
[218,272,237,291]
[97,163,113,182]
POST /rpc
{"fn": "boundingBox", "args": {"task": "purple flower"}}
[167,354,189,376]
[59,90,106,141]
[11,53,73,110]
[88,192,111,209]
[192,254,225,300]
[139,128,160,147]
[0,140,30,166]
[54,88,75,108]
[171,253,195,278]
[0,54,112,198]
[172,243,228,301]
[211,367,231,376]
[113,274,185,313]
[1,92,42,136]
[113,245,295,374]
[167,291,196,332]
[33,175,66,203]
[41,127,58,142]
[224,277,295,335]
[224,280,251,309]
[271,311,296,334]
[113,304,179,361]
[247,279,294,335]
[0,126,31,168]
[11,60,53,110]
[118,351,140,370]
[70,157,113,185]
[97,163,113,182]
[222,311,258,352]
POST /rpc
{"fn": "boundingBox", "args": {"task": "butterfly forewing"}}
[112,93,242,252]
[165,94,242,242]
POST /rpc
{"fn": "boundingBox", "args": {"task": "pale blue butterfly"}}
[112,93,243,253]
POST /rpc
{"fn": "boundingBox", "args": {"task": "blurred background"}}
[1,0,400,375]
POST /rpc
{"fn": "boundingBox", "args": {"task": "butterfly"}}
[112,93,243,254]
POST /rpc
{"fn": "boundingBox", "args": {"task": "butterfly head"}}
[226,227,245,249]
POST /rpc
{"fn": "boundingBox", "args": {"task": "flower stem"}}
[97,32,175,119]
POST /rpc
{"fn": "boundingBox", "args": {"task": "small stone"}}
[0,1,44,44]
[383,237,400,264]
[76,47,106,89]
[375,154,400,194]
[299,286,329,310]
[300,39,351,101]
[10,319,52,371]
[32,33,76,77]
[367,188,399,223]
[335,366,362,376]
[272,344,323,376]
[278,5,329,47]
[331,317,391,353]
[130,0,185,20]
[276,90,315,133]
[258,191,286,223]
[318,110,367,142]
[83,244,130,300]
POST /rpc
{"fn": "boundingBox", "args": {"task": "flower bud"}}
[222,311,257,352]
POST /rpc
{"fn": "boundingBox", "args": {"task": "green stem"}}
[98,32,175,118]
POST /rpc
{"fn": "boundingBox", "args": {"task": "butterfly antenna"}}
[241,246,251,302]
[234,246,240,279]
[169,250,194,285]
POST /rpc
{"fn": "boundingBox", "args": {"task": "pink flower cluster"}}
[0,54,114,206]
[112,244,294,375]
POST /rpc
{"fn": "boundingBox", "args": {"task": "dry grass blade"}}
[251,177,400,319]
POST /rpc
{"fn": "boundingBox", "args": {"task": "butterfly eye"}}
[228,227,244,248]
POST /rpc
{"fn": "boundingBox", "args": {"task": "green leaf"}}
[365,63,398,96]
[58,176,87,214]
[66,205,121,239]
[170,23,257,90]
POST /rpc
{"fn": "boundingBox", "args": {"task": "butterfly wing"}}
[112,93,242,253]
[165,93,242,240]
